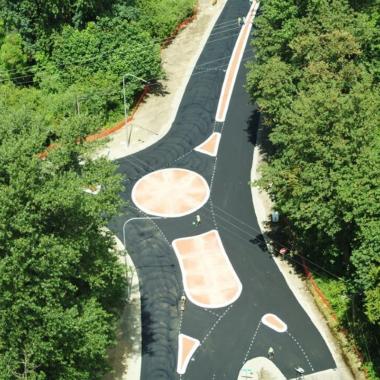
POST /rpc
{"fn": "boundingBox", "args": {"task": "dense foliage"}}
[247,0,379,376]
[0,0,196,378]
[0,84,126,379]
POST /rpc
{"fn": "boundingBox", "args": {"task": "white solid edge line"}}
[131,168,211,218]
[194,132,222,157]
[215,1,260,122]
[261,313,288,333]
[177,334,201,375]
[172,229,243,309]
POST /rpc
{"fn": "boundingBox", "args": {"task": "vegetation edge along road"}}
[0,1,198,378]
[246,0,379,378]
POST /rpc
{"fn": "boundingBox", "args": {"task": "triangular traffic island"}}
[194,132,221,157]
[177,334,200,375]
[261,313,288,333]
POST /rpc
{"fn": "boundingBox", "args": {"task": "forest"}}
[247,0,379,377]
[0,0,196,378]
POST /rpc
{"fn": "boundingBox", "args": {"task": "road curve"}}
[109,0,336,379]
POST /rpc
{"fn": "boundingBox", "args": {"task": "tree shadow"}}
[147,81,170,97]
[249,233,268,253]
[103,286,142,380]
[245,107,275,159]
[245,107,260,145]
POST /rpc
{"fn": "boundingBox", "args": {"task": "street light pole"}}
[122,73,150,148]
[122,216,164,301]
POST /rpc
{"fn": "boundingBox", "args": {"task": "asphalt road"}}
[109,0,336,379]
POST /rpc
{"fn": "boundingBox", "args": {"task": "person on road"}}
[192,214,202,226]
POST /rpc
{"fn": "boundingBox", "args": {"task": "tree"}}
[0,32,27,80]
[136,0,196,41]
[0,0,115,42]
[247,1,380,369]
[0,84,126,379]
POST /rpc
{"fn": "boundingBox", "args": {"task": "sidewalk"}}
[99,0,228,161]
[102,1,228,379]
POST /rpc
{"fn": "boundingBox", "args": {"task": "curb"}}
[250,121,354,380]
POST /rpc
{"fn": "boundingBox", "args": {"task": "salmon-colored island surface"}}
[261,313,288,333]
[172,230,242,308]
[132,168,210,218]
[177,334,200,375]
[194,132,221,157]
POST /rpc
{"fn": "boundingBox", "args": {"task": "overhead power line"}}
[0,20,242,82]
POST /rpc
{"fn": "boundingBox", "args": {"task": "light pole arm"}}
[122,73,150,148]
[123,73,150,84]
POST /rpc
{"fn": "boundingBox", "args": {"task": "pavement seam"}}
[130,155,152,171]
[242,321,262,365]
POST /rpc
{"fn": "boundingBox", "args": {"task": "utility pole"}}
[122,73,150,148]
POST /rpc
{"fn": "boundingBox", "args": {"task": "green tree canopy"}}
[247,1,380,372]
[0,84,126,379]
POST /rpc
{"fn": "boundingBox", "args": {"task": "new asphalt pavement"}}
[109,0,336,379]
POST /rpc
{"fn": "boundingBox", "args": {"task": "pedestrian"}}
[237,17,242,27]
[268,346,274,360]
[180,295,187,311]
[192,214,201,226]
[242,16,246,24]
